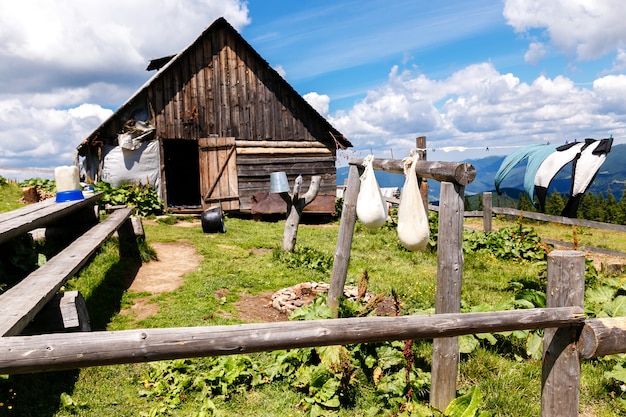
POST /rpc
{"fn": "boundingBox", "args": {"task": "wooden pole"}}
[328,165,361,315]
[541,250,585,417]
[0,307,583,374]
[483,192,492,232]
[348,158,475,186]
[416,136,429,213]
[579,317,626,359]
[431,181,465,411]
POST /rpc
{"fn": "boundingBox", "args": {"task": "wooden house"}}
[77,17,351,215]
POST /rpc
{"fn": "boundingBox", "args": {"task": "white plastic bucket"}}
[55,166,81,192]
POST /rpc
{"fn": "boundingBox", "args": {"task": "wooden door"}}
[198,137,239,210]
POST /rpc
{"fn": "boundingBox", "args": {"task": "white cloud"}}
[330,62,626,161]
[0,1,250,169]
[606,49,626,73]
[303,92,330,117]
[0,1,250,93]
[503,0,626,61]
[593,74,626,114]
[0,100,113,167]
[524,42,548,65]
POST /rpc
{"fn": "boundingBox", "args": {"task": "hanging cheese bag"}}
[397,151,429,251]
[356,155,388,228]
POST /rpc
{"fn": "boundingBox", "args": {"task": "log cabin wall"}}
[79,18,349,214]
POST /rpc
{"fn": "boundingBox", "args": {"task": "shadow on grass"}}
[1,232,145,417]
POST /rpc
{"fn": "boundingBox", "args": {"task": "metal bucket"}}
[269,171,289,193]
[201,206,226,233]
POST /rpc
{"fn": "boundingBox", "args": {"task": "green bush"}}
[19,177,56,193]
[94,181,164,217]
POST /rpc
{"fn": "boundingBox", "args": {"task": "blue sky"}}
[1,0,626,179]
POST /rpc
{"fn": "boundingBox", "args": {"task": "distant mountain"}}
[337,144,626,202]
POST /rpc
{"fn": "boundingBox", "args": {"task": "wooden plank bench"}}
[0,193,103,246]
[0,206,134,337]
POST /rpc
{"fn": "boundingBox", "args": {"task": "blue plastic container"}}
[55,190,85,202]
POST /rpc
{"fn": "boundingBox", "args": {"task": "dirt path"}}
[120,238,290,323]
[121,241,202,322]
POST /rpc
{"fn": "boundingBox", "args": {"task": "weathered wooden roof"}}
[78,17,351,151]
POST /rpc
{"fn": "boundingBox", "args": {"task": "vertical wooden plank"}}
[262,73,271,140]
[541,250,584,417]
[328,164,362,316]
[244,50,257,140]
[163,66,174,138]
[239,48,251,140]
[267,73,276,140]
[195,37,207,137]
[227,40,240,137]
[216,30,227,136]
[182,49,194,139]
[226,137,239,210]
[431,181,464,411]
[416,136,428,213]
[172,63,183,139]
[211,137,228,202]
[153,78,166,138]
[204,34,216,136]
[483,192,492,232]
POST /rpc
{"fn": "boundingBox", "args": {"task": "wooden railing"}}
[4,167,626,416]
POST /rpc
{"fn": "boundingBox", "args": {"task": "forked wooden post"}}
[483,192,492,232]
[430,181,465,411]
[328,165,362,315]
[541,250,585,417]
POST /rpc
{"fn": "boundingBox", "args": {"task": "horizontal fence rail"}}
[0,307,584,374]
[491,206,626,233]
[348,158,476,186]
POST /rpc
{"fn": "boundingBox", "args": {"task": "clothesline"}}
[338,134,623,160]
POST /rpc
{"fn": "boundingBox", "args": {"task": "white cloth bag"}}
[397,152,429,251]
[356,155,387,228]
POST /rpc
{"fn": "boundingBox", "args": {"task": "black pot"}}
[201,206,226,233]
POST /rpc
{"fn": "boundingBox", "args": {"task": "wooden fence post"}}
[328,165,361,316]
[541,250,585,417]
[282,175,322,252]
[431,181,465,411]
[416,136,428,213]
[483,192,492,232]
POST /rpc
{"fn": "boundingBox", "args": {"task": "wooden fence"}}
[4,161,626,415]
[471,191,626,235]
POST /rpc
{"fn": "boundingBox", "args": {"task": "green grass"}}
[0,182,25,212]
[2,180,626,416]
[465,215,626,253]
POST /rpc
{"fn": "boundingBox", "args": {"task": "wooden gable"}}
[78,17,350,214]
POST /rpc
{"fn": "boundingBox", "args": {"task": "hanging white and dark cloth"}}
[494,144,549,195]
[494,138,613,218]
[522,144,558,207]
[533,141,586,212]
[561,138,613,218]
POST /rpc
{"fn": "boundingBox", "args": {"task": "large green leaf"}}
[445,386,483,417]
[526,332,543,360]
[459,335,479,354]
[601,295,626,318]
[605,364,626,384]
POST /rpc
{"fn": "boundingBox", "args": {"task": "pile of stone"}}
[270,282,374,314]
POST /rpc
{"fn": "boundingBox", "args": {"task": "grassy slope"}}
[0,180,624,415]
